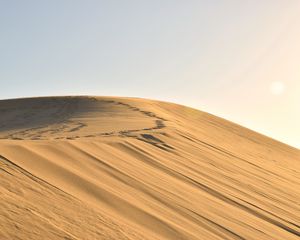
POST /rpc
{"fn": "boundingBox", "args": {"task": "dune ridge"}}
[0,96,299,240]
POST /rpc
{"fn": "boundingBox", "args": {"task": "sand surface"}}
[0,96,299,240]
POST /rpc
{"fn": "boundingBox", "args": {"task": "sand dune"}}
[0,96,299,240]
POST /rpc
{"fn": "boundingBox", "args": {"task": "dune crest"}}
[0,96,299,240]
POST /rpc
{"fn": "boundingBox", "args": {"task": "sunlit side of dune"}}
[0,96,299,240]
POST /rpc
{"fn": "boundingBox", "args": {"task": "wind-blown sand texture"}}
[0,96,299,240]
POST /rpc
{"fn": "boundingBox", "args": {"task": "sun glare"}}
[270,81,286,96]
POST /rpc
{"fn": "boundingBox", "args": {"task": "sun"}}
[270,81,286,96]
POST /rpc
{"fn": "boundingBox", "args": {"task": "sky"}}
[0,1,299,148]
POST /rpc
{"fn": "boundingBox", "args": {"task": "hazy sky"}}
[0,1,299,148]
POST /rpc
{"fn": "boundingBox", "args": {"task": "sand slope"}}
[0,96,299,240]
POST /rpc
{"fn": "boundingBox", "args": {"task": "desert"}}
[1,96,299,240]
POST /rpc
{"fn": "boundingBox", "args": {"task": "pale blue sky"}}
[0,1,299,148]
